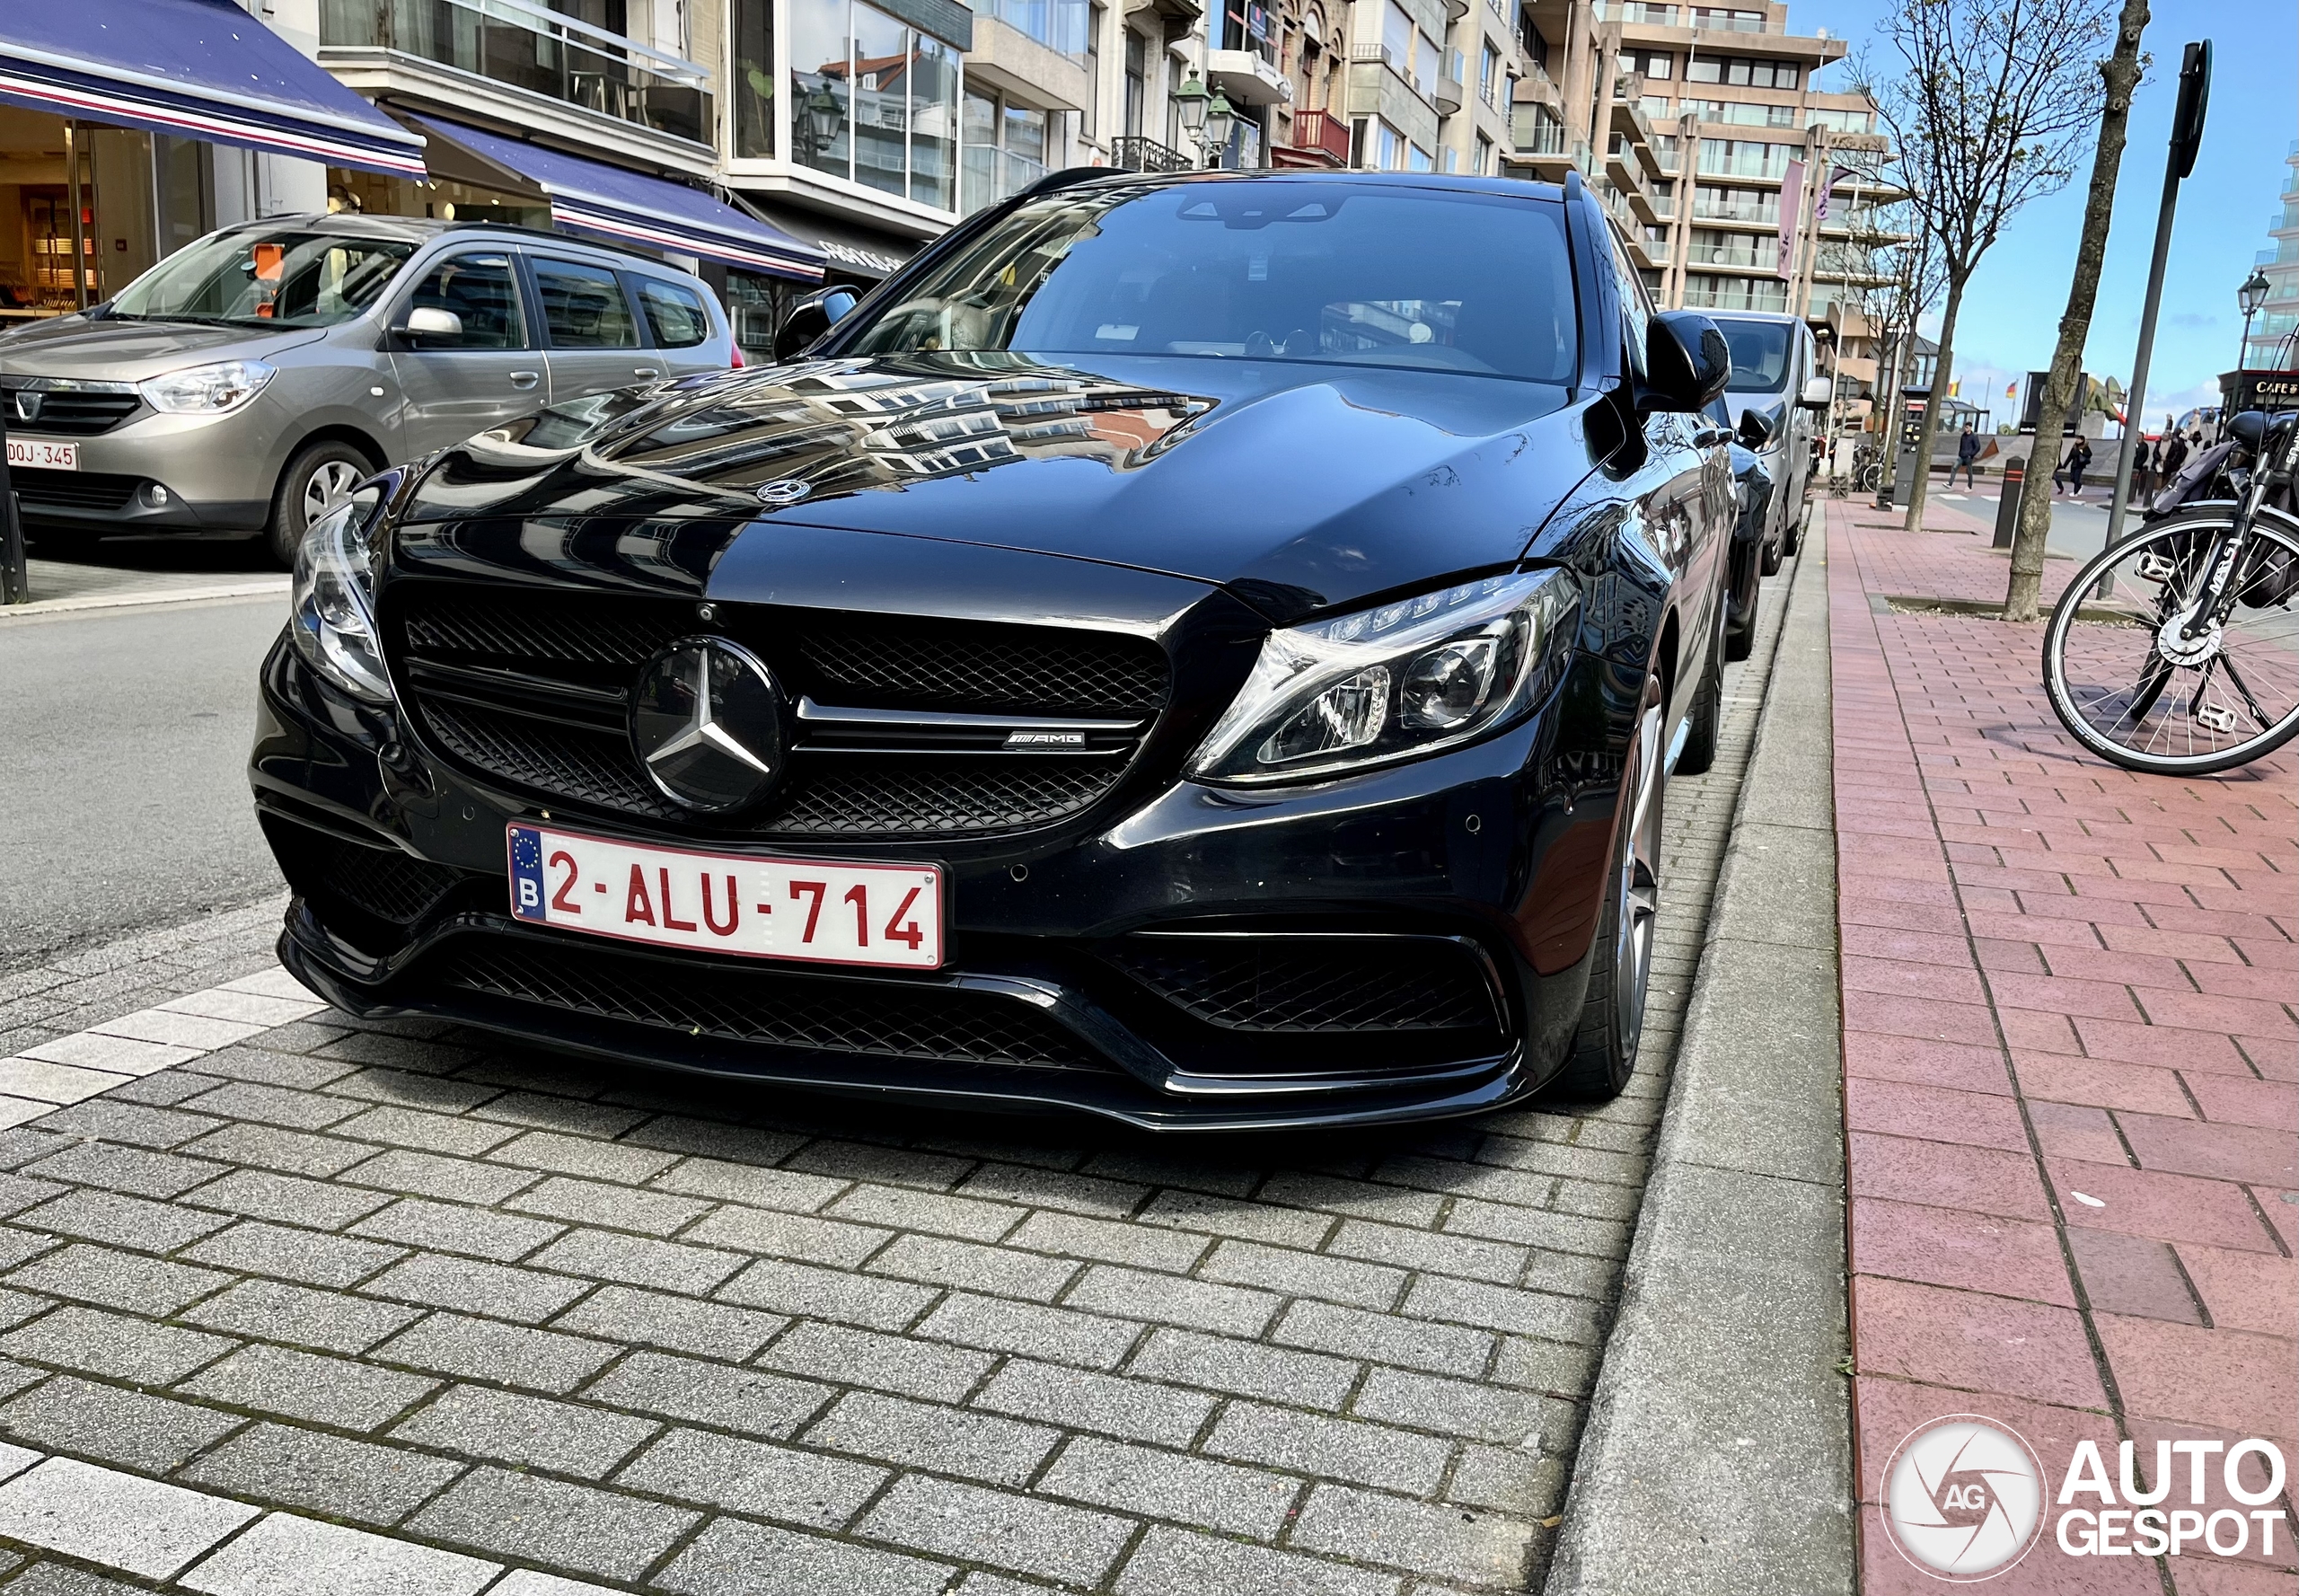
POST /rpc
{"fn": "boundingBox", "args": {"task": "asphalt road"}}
[0,593,288,971]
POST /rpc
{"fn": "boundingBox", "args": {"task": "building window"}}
[1683,271,1786,312]
[1684,56,1800,90]
[1479,42,1499,106]
[1474,133,1492,172]
[1689,226,1777,269]
[1407,143,1434,172]
[1696,137,1792,179]
[1382,2,1412,68]
[1084,4,1104,138]
[964,89,1049,210]
[1377,119,1405,170]
[789,0,961,208]
[1124,28,1147,137]
[733,0,774,158]
[1618,47,1671,80]
[1440,145,1457,172]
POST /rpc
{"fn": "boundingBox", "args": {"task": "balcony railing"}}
[1290,109,1352,164]
[961,144,1050,214]
[1688,240,1777,269]
[1512,110,1565,154]
[319,0,711,145]
[1110,135,1196,173]
[969,0,1089,58]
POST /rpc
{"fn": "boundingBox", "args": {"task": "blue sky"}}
[1797,0,2297,431]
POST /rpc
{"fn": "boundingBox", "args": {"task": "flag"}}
[1777,159,1802,282]
[2005,382,2017,398]
[1949,381,1960,397]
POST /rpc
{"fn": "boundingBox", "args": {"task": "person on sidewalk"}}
[2063,436,2093,498]
[2159,427,2190,485]
[1954,426,1980,489]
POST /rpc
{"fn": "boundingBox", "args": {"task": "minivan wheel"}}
[1553,676,1664,1099]
[266,441,373,569]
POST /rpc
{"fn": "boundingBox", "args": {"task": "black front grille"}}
[386,581,1167,840]
[1107,937,1501,1032]
[262,816,470,955]
[10,468,138,512]
[433,936,1110,1071]
[4,388,141,436]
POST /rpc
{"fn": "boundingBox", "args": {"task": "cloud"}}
[2166,312,2219,330]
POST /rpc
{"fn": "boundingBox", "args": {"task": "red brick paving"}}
[1826,498,2298,1592]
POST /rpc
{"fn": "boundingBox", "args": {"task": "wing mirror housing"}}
[1800,375,1833,410]
[1640,311,1731,414]
[395,305,464,348]
[773,285,862,362]
[1736,406,1775,450]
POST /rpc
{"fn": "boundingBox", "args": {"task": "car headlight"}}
[1187,569,1577,785]
[139,359,275,415]
[289,480,392,704]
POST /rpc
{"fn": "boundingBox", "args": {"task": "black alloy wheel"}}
[1554,675,1665,1098]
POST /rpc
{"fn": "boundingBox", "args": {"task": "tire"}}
[1760,526,1784,577]
[1553,676,1665,1099]
[265,439,374,569]
[1675,590,1727,775]
[1782,498,1806,558]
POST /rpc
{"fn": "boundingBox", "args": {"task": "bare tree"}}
[1862,216,1945,501]
[2004,0,2153,621]
[1863,0,2115,534]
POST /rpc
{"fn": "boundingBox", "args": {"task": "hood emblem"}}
[629,638,787,813]
[12,392,38,423]
[754,479,812,506]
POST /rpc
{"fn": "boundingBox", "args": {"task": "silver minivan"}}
[1706,310,1831,558]
[0,214,734,564]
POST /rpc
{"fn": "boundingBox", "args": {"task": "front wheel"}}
[266,440,374,569]
[2042,511,2299,774]
[1553,677,1665,1099]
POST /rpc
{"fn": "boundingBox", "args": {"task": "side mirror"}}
[1800,375,1833,410]
[773,285,861,362]
[1641,311,1730,414]
[1737,407,1774,449]
[398,305,463,347]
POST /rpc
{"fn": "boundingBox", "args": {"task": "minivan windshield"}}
[1710,316,1792,392]
[844,180,1579,384]
[110,228,414,328]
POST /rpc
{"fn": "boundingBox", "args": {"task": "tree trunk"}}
[1900,277,1964,532]
[1874,326,1907,501]
[2005,0,2150,622]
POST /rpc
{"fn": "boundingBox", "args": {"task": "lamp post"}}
[2238,267,2270,369]
[806,82,845,156]
[1173,69,1234,168]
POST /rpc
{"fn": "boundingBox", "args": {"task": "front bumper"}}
[251,634,1629,1131]
[8,410,275,533]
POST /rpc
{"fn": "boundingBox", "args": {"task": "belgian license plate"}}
[507,824,943,970]
[4,437,75,470]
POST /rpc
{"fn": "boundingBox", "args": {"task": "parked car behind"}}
[0,214,733,565]
[1705,310,1828,566]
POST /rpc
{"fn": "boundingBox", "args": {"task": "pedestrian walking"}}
[2160,427,2190,481]
[1955,425,1981,489]
[2065,436,2093,498]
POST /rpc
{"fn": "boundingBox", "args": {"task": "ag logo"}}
[1881,1415,2046,1581]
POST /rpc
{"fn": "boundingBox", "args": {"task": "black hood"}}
[398,352,1599,618]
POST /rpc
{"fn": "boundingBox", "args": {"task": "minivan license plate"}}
[508,824,943,970]
[4,438,75,471]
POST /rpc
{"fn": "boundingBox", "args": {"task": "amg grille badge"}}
[1005,729,1085,748]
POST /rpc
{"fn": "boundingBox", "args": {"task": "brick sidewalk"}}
[1826,497,2298,1594]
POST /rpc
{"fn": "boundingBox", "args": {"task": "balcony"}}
[961,144,1049,214]
[1434,67,1464,116]
[1110,135,1197,172]
[1207,48,1290,107]
[971,0,1088,57]
[1286,109,1352,166]
[318,0,711,151]
[967,0,1094,114]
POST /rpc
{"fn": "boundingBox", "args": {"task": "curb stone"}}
[1543,530,1854,1595]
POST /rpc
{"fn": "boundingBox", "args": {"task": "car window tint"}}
[534,259,639,348]
[1610,224,1649,377]
[637,278,712,348]
[407,253,524,349]
[1709,317,1791,391]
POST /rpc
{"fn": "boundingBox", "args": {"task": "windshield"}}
[110,228,413,327]
[844,180,1579,384]
[1711,317,1792,392]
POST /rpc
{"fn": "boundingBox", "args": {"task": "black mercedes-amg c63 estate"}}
[252,169,1736,1130]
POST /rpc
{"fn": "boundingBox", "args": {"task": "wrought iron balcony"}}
[1110,135,1197,173]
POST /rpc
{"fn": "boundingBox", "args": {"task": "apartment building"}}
[2243,140,2298,372]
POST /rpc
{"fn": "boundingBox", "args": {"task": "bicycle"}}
[2043,410,2299,774]
[1847,441,1883,495]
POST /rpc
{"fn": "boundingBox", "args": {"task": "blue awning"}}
[411,116,826,283]
[0,0,426,179]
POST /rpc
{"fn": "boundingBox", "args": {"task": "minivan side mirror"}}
[1640,311,1730,413]
[1737,406,1774,449]
[1800,375,1833,410]
[773,285,861,362]
[396,306,464,347]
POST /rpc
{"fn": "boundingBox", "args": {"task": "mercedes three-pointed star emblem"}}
[628,637,787,813]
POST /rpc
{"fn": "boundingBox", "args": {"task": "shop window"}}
[733,0,775,157]
[788,0,960,211]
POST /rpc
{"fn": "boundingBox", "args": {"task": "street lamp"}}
[806,82,845,156]
[2238,267,2270,368]
[1173,69,1234,168]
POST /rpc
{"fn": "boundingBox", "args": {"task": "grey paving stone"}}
[0,1564,149,1595]
[1446,1440,1568,1518]
[1491,1335,1597,1397]
[1137,1189,1334,1249]
[1440,1200,1632,1258]
[760,1319,993,1403]
[178,1343,440,1433]
[178,1511,500,1596]
[806,1390,1057,1486]
[181,1045,354,1090]
[1352,1367,1568,1448]
[825,1183,1023,1241]
[0,1305,236,1385]
[652,1517,951,1596]
[326,1067,502,1113]
[0,1230,55,1272]
[616,1425,885,1526]
[176,1168,392,1231]
[178,1122,379,1178]
[1290,1483,1537,1588]
[0,1376,246,1471]
[315,1034,480,1075]
[971,1359,1215,1450]
[1400,1276,1603,1345]
[1126,1327,1357,1410]
[1079,1152,1258,1200]
[172,1080,366,1132]
[1206,1402,1451,1495]
[21,1100,216,1150]
[1043,1434,1299,1539]
[868,1234,1076,1302]
[181,1221,405,1289]
[485,1131,675,1185]
[465,1091,647,1140]
[349,1198,562,1263]
[13,1187,230,1252]
[860,1473,1134,1584]
[179,1423,467,1528]
[524,1228,744,1296]
[957,1161,1150,1220]
[335,1149,542,1204]
[580,1349,831,1438]
[486,1574,629,1596]
[549,1284,786,1361]
[405,1466,699,1583]
[1199,1239,1406,1310]
[1004,1209,1207,1272]
[0,1132,75,1171]
[0,1290,48,1331]
[5,1242,231,1315]
[330,1107,516,1160]
[107,1071,230,1107]
[717,1258,935,1331]
[914,1292,1140,1371]
[0,1455,260,1582]
[506,1176,709,1237]
[784,1141,971,1191]
[391,1384,658,1479]
[1328,1220,1528,1285]
[1113,1526,1400,1596]
[683,1205,891,1267]
[647,1157,845,1212]
[1064,1264,1280,1337]
[373,1313,620,1395]
[1274,1300,1493,1380]
[358,1253,589,1324]
[181,1278,423,1355]
[19,1142,224,1201]
[1255,1173,1447,1228]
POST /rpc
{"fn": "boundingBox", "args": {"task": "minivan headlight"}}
[289,480,392,704]
[1188,569,1577,785]
[140,358,275,415]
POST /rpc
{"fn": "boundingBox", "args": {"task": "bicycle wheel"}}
[2043,511,2299,774]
